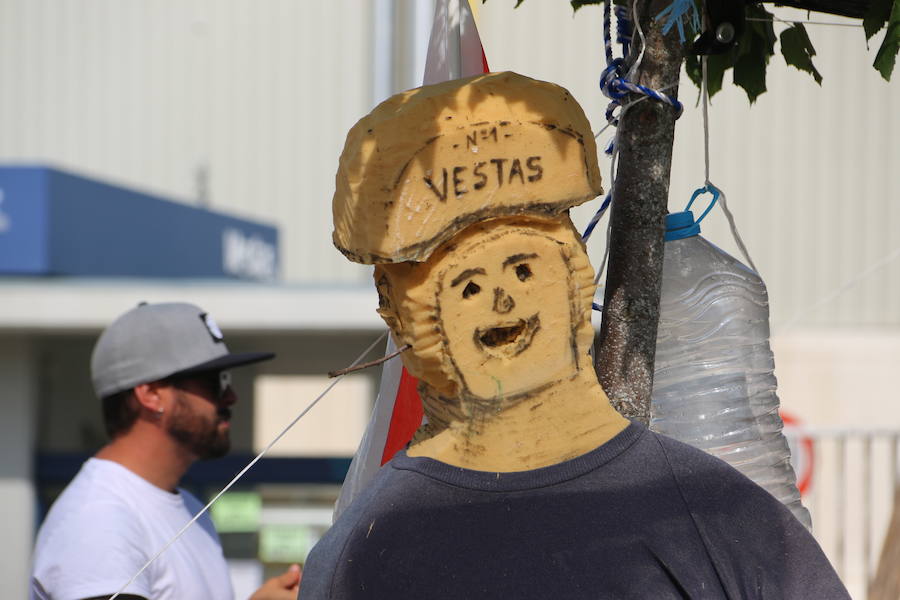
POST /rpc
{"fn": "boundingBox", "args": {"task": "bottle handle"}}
[685,184,720,225]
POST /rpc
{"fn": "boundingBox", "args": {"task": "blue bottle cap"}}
[665,211,701,241]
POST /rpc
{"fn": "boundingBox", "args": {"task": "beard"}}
[166,393,231,460]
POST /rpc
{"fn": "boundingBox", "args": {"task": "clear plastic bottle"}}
[651,209,811,529]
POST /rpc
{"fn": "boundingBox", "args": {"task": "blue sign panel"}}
[0,167,278,280]
[0,168,49,274]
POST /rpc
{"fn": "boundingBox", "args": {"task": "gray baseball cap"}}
[91,302,274,399]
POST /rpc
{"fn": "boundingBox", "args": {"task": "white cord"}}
[747,17,863,28]
[701,56,710,185]
[108,330,388,600]
[591,2,681,289]
[628,0,647,82]
[715,187,759,273]
[778,246,900,333]
[699,54,758,273]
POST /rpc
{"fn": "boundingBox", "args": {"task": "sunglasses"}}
[169,370,232,400]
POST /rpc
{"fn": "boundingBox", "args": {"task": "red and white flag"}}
[334,0,489,519]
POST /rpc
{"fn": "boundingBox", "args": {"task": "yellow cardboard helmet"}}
[332,71,602,264]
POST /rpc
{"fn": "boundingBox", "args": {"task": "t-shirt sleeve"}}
[32,501,153,600]
[656,434,851,599]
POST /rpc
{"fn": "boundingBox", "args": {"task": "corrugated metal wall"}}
[0,0,375,285]
[1,1,896,328]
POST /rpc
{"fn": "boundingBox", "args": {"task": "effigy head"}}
[332,71,602,265]
[374,216,596,400]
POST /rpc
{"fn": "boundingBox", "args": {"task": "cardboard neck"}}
[408,368,628,472]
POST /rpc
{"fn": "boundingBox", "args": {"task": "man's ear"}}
[133,382,166,414]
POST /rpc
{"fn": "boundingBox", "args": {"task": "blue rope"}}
[615,5,631,57]
[604,139,615,156]
[581,193,613,242]
[598,0,683,127]
[584,1,685,260]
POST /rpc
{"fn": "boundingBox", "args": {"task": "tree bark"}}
[595,0,685,425]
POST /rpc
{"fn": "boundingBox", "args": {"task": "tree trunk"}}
[595,0,685,424]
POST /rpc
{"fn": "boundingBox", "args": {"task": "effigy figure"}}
[299,71,848,600]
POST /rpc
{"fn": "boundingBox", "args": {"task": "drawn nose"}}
[492,287,515,314]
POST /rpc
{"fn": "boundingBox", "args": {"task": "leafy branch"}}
[506,0,900,101]
[866,0,900,79]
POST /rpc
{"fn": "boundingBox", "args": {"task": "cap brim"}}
[170,352,275,377]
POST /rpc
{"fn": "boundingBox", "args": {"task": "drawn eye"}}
[462,281,481,299]
[515,264,532,282]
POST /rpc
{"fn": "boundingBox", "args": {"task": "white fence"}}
[786,427,900,599]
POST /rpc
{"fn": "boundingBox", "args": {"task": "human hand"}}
[249,563,302,600]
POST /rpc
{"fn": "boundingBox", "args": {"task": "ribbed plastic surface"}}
[651,233,811,529]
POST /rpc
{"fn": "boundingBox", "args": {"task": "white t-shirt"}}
[31,458,234,600]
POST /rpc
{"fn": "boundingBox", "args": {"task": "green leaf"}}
[685,54,701,85]
[733,50,768,103]
[873,4,900,80]
[780,24,823,84]
[739,5,777,58]
[731,5,776,103]
[704,53,730,97]
[863,0,894,40]
[685,53,729,100]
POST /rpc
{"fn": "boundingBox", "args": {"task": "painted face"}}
[435,226,578,399]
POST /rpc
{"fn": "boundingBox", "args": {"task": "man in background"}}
[31,302,301,600]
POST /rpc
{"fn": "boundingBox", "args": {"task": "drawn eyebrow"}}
[502,253,538,269]
[450,268,486,287]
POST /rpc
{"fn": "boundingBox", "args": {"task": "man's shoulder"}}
[35,460,148,551]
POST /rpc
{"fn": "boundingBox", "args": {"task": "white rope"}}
[108,330,388,600]
[746,17,863,28]
[592,0,650,288]
[715,187,758,273]
[628,0,647,82]
[593,0,649,289]
[701,55,710,185]
[700,55,758,273]
[778,246,900,333]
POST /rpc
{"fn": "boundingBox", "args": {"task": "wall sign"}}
[0,166,279,281]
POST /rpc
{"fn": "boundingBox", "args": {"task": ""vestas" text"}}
[423,156,543,202]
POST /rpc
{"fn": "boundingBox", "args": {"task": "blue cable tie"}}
[655,0,700,43]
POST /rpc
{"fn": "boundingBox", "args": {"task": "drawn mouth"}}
[474,314,540,358]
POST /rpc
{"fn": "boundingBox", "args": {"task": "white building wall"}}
[0,2,895,329]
